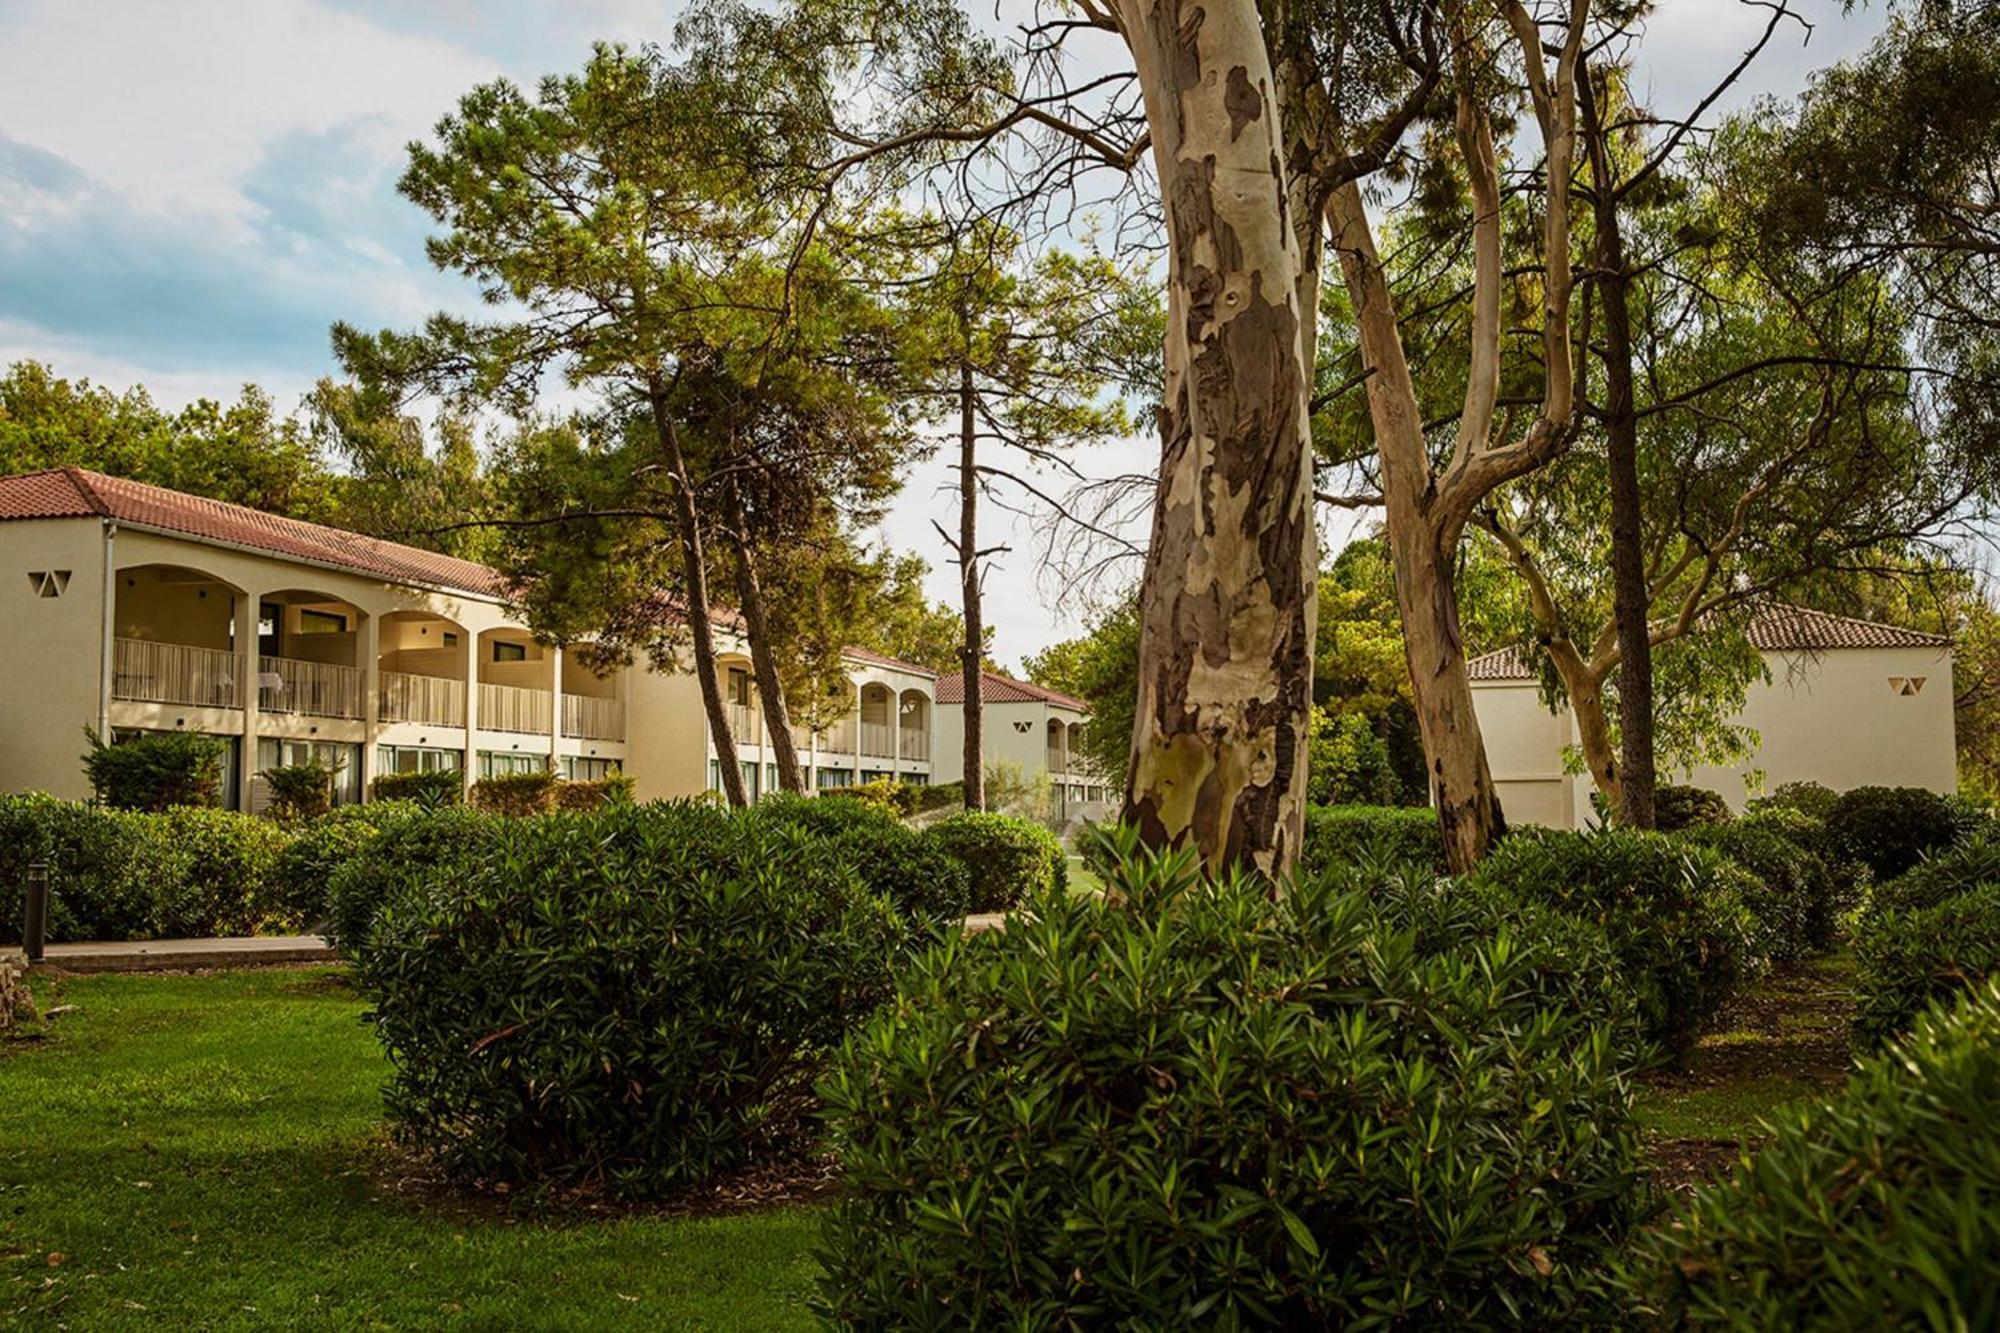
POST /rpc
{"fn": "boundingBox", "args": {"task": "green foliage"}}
[324,806,495,957]
[752,795,968,923]
[261,763,337,823]
[922,811,1065,913]
[356,802,912,1197]
[820,777,918,816]
[1828,785,1963,881]
[1749,780,1840,822]
[1300,804,1445,876]
[1687,815,1846,963]
[915,780,962,812]
[1615,981,2000,1326]
[142,807,292,938]
[264,804,413,928]
[1653,784,1732,832]
[1021,599,1140,791]
[0,793,154,943]
[553,773,636,811]
[1470,829,1763,1062]
[469,769,559,816]
[816,829,1644,1327]
[1305,707,1400,807]
[1854,886,2000,1046]
[81,727,225,811]
[368,769,464,808]
[1871,827,2000,918]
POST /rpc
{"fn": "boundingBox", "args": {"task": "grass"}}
[0,968,819,1330]
[1636,955,1859,1190]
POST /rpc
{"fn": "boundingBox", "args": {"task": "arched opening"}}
[112,563,245,709]
[859,683,896,760]
[377,609,469,728]
[1068,721,1087,775]
[898,689,930,763]
[1046,717,1068,775]
[256,588,367,720]
[475,627,554,735]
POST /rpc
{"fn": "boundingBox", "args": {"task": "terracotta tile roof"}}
[840,645,939,678]
[935,669,1089,712]
[1468,602,1952,682]
[0,467,507,597]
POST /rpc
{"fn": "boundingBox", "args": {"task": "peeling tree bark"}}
[723,477,805,795]
[1115,0,1319,877]
[646,376,747,808]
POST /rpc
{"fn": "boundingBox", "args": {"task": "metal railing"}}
[379,670,466,727]
[477,681,552,735]
[899,727,930,762]
[562,693,625,742]
[1047,747,1069,775]
[726,702,761,746]
[259,655,364,719]
[112,638,241,709]
[859,720,896,758]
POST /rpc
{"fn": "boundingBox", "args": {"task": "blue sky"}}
[0,0,1888,662]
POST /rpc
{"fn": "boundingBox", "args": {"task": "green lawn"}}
[0,969,819,1330]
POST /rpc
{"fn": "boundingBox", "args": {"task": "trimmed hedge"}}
[817,829,1644,1327]
[1688,811,1858,961]
[1828,785,1963,881]
[1870,827,2000,919]
[1749,780,1840,823]
[369,769,464,807]
[553,773,635,811]
[324,806,496,955]
[923,811,1066,913]
[1615,981,2000,1325]
[1853,885,2000,1045]
[264,803,414,928]
[915,780,963,813]
[1469,829,1763,1062]
[470,769,559,816]
[357,802,913,1197]
[1653,784,1732,833]
[143,806,291,938]
[821,777,920,816]
[1301,803,1445,875]
[752,795,969,924]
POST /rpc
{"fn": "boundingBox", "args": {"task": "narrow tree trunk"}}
[956,359,985,811]
[724,478,804,795]
[646,378,746,808]
[1583,68,1656,829]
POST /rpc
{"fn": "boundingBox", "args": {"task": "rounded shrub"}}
[817,830,1645,1328]
[923,810,1066,913]
[1748,779,1840,823]
[1653,784,1732,832]
[752,794,969,923]
[1614,980,2000,1326]
[1301,803,1445,875]
[470,769,559,816]
[141,806,290,938]
[1870,826,2000,919]
[324,805,497,956]
[368,769,464,807]
[1853,885,2000,1045]
[1468,829,1763,1062]
[357,801,912,1197]
[1686,813,1856,962]
[0,794,152,943]
[265,803,414,929]
[1828,785,1962,881]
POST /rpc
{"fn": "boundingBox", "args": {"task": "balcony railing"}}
[562,693,625,742]
[478,681,552,735]
[817,717,856,754]
[259,655,364,720]
[112,637,240,709]
[379,670,466,727]
[859,720,896,758]
[899,727,930,762]
[726,702,761,746]
[1047,747,1069,775]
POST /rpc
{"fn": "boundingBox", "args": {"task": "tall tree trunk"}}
[1115,0,1318,876]
[955,359,985,811]
[1583,67,1657,828]
[724,478,804,795]
[646,378,747,808]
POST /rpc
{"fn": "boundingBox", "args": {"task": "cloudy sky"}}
[0,0,1888,666]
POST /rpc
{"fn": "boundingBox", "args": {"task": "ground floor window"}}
[563,756,621,782]
[254,738,361,811]
[860,769,893,784]
[741,760,760,799]
[378,744,460,776]
[478,751,548,778]
[816,767,853,789]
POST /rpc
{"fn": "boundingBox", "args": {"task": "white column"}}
[358,613,380,801]
[549,646,564,776]
[236,592,260,813]
[462,634,479,796]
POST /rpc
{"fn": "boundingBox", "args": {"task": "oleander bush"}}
[261,762,338,823]
[1300,803,1446,875]
[1871,826,2000,919]
[1615,981,2000,1326]
[1734,806,1862,948]
[0,793,154,943]
[142,806,292,938]
[1853,885,2000,1045]
[816,829,1645,1328]
[81,727,226,811]
[752,794,969,923]
[923,810,1066,913]
[552,772,635,811]
[357,801,912,1197]
[264,803,414,928]
[1468,829,1763,1062]
[1653,784,1733,832]
[1687,813,1856,962]
[368,769,464,807]
[324,805,497,955]
[1748,779,1840,823]
[470,769,560,816]
[1828,784,1963,881]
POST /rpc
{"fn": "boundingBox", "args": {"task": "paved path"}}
[12,935,335,973]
